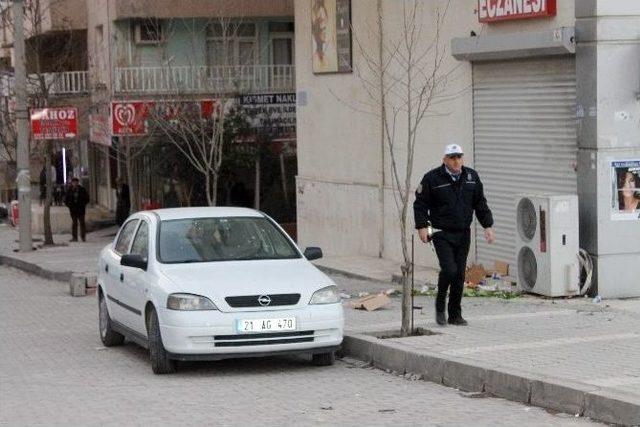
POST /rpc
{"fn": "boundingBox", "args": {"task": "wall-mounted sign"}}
[611,159,640,220]
[239,93,296,134]
[89,113,112,146]
[30,107,78,140]
[478,0,556,23]
[111,100,217,136]
[311,0,352,74]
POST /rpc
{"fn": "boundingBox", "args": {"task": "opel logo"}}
[258,295,272,306]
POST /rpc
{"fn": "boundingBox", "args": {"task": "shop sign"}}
[111,100,218,136]
[239,93,296,133]
[478,0,556,23]
[30,107,78,140]
[89,113,112,146]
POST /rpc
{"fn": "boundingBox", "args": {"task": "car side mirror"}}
[303,247,323,261]
[121,254,148,270]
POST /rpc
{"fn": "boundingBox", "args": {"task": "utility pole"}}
[13,0,33,252]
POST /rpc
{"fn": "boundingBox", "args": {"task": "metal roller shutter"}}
[472,57,577,270]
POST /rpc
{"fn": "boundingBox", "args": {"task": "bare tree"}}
[143,16,253,207]
[1,0,82,245]
[352,0,458,336]
[0,73,16,164]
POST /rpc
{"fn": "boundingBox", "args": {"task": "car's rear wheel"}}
[147,308,176,374]
[99,291,125,347]
[312,351,336,366]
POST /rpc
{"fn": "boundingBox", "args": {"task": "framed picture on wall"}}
[311,0,352,74]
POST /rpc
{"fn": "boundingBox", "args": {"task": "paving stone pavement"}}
[0,267,601,426]
[332,272,640,400]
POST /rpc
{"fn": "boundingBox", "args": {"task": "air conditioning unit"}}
[515,194,580,297]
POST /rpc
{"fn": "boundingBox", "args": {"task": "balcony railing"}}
[0,71,89,96]
[29,71,89,96]
[115,65,295,94]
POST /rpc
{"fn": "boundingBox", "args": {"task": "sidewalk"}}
[319,256,640,426]
[0,222,116,281]
[1,225,639,425]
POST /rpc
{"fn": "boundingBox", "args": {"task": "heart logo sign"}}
[114,104,136,127]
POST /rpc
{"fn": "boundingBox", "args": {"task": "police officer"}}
[413,144,495,326]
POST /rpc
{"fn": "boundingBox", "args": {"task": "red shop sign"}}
[111,100,219,136]
[30,107,78,140]
[478,0,556,23]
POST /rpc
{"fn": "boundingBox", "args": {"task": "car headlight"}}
[309,285,340,304]
[167,293,218,311]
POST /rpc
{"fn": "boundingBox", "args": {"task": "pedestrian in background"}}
[413,144,495,326]
[115,177,130,227]
[39,167,47,206]
[64,177,89,242]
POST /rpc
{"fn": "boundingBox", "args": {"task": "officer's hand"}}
[484,227,496,244]
[418,228,430,243]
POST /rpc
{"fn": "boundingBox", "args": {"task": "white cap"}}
[444,144,464,156]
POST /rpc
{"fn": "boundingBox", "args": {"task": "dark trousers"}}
[71,213,86,241]
[432,229,471,319]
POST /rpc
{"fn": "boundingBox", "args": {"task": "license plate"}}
[237,317,296,333]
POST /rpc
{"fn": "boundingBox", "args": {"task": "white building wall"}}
[295,0,576,268]
[576,0,640,297]
[295,0,382,256]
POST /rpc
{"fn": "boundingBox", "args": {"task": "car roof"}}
[150,207,265,221]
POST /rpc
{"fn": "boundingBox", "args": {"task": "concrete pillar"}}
[576,1,640,297]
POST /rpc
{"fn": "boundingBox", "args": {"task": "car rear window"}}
[158,216,300,263]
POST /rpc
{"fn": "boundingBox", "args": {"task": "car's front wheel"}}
[147,308,176,374]
[312,351,336,366]
[99,291,124,347]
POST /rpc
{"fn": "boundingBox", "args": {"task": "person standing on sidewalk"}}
[413,144,495,326]
[115,177,130,227]
[64,177,89,242]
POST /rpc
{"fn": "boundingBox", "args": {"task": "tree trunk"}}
[204,172,213,206]
[211,173,219,206]
[43,141,54,245]
[279,153,289,208]
[400,207,412,336]
[254,156,260,210]
[400,262,412,337]
[125,140,136,212]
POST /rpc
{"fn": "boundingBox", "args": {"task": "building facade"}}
[294,0,640,297]
[0,0,90,205]
[86,0,296,213]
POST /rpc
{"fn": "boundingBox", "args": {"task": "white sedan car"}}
[97,207,344,374]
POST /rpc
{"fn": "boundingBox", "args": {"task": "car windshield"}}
[158,216,300,263]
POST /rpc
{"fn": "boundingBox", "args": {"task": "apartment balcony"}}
[29,71,89,96]
[114,65,295,95]
[1,71,89,97]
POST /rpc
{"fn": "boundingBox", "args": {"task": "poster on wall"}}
[311,0,352,74]
[611,159,640,220]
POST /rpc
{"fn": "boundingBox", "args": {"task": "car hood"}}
[158,258,332,312]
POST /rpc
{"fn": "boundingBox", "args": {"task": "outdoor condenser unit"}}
[514,194,580,297]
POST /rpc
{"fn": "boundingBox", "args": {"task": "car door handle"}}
[120,273,124,282]
[105,264,109,273]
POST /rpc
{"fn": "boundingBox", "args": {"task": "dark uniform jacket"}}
[414,164,493,231]
[65,185,90,216]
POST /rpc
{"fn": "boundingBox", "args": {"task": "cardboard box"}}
[492,261,509,277]
[465,264,487,286]
[349,294,391,311]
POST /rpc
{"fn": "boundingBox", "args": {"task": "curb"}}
[314,264,390,283]
[0,255,72,282]
[342,332,640,426]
